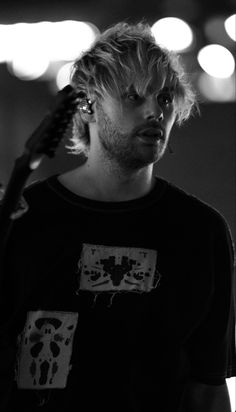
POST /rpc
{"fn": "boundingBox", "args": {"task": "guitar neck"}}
[0,153,33,245]
[0,84,79,254]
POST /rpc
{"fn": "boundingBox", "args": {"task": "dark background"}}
[0,0,235,242]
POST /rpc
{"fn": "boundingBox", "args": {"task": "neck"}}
[59,156,155,202]
[86,156,155,201]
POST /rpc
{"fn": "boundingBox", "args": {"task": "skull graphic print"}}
[16,311,78,389]
[77,244,161,293]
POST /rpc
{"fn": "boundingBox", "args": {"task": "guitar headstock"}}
[24,85,80,167]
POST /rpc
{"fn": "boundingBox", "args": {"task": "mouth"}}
[137,128,164,140]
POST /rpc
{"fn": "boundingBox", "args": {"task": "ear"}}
[78,94,96,123]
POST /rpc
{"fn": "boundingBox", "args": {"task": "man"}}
[0,22,235,411]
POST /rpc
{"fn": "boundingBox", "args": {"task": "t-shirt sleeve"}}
[186,213,236,383]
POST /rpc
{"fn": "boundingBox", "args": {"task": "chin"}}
[143,146,166,164]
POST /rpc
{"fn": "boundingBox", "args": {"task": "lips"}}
[138,127,164,139]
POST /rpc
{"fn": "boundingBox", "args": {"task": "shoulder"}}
[157,176,231,232]
[182,381,231,411]
[23,175,60,210]
[5,175,62,229]
[158,177,235,265]
[24,176,52,197]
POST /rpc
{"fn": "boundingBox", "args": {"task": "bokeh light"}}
[0,21,99,80]
[56,62,74,90]
[197,44,235,78]
[224,14,236,41]
[151,17,193,51]
[9,53,49,81]
[45,21,99,62]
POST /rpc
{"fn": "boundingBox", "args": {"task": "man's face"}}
[94,73,177,171]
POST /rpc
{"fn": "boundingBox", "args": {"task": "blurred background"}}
[0,1,235,408]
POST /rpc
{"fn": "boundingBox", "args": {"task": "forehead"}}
[120,66,174,95]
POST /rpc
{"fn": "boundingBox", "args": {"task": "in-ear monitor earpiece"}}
[77,91,93,114]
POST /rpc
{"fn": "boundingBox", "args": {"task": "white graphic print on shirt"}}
[16,311,78,389]
[77,244,161,293]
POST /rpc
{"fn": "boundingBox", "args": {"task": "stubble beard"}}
[97,110,166,172]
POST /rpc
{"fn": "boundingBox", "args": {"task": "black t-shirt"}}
[0,175,235,412]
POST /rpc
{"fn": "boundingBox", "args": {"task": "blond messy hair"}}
[68,21,198,155]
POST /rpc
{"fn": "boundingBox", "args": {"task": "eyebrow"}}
[121,84,136,93]
[159,86,174,93]
[122,84,174,96]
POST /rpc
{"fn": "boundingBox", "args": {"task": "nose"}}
[144,97,164,122]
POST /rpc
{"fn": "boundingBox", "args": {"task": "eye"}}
[127,93,141,102]
[158,93,173,105]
